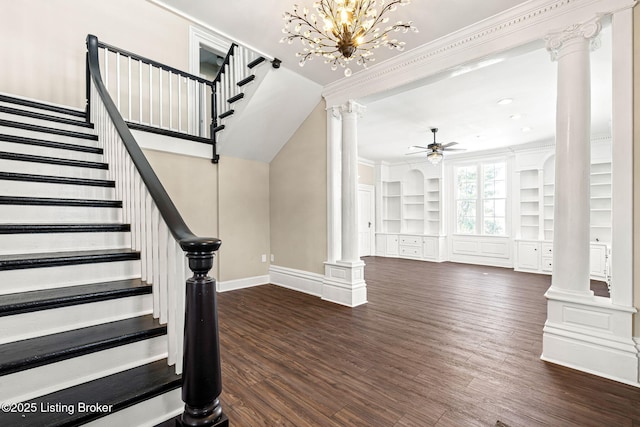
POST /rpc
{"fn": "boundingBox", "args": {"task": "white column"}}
[541,14,639,386]
[326,106,342,264]
[545,17,601,299]
[322,100,367,307]
[340,100,364,263]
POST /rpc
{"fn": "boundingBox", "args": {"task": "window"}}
[455,162,507,235]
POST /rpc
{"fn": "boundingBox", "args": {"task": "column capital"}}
[340,100,366,117]
[326,105,342,120]
[544,16,602,61]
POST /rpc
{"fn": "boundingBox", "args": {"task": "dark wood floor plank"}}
[215,257,640,426]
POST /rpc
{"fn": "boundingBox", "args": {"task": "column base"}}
[542,293,639,386]
[322,260,367,307]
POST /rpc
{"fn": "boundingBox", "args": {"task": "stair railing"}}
[86,34,227,427]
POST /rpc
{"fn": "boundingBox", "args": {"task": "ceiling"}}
[151,0,614,163]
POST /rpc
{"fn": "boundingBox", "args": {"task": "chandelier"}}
[281,0,418,76]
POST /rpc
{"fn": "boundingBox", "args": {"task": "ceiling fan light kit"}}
[405,127,465,165]
[280,0,418,77]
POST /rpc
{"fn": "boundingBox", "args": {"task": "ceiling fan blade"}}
[409,145,429,150]
[405,150,429,155]
[443,148,466,152]
[441,141,459,148]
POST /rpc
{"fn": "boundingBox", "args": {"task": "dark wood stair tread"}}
[0,359,180,426]
[0,248,140,271]
[0,315,165,376]
[0,105,93,129]
[0,151,108,169]
[0,94,86,119]
[0,223,130,234]
[0,196,122,208]
[0,133,103,154]
[0,171,115,187]
[0,278,150,317]
[0,119,97,141]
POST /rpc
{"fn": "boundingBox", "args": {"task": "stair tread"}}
[0,196,121,207]
[0,278,149,317]
[0,248,140,271]
[0,133,103,154]
[0,314,165,376]
[0,223,130,234]
[0,359,180,426]
[0,151,108,169]
[0,171,115,187]
[0,94,86,119]
[0,105,93,129]
[0,119,97,141]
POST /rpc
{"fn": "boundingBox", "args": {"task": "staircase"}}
[0,95,183,426]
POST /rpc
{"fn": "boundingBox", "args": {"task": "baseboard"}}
[269,265,323,297]
[217,275,269,292]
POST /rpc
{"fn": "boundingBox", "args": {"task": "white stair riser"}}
[0,294,152,344]
[0,231,131,255]
[0,125,100,147]
[0,205,122,224]
[84,388,182,427]
[0,159,109,180]
[0,336,168,404]
[0,140,104,163]
[0,112,96,136]
[0,260,141,294]
[0,180,115,200]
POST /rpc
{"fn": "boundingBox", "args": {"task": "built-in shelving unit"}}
[425,178,441,235]
[590,162,612,244]
[382,181,401,233]
[402,170,424,234]
[519,169,541,240]
[542,156,554,241]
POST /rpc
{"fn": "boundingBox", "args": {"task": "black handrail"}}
[212,44,237,85]
[86,34,227,426]
[97,40,213,87]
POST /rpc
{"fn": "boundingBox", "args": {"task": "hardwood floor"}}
[216,257,640,426]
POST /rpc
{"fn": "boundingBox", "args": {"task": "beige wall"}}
[143,149,218,239]
[634,6,639,336]
[270,101,328,274]
[217,156,271,282]
[0,0,190,109]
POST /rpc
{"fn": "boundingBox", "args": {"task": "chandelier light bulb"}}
[281,0,417,76]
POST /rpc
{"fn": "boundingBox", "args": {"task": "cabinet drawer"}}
[399,245,423,258]
[541,243,553,256]
[399,235,421,246]
[541,256,553,272]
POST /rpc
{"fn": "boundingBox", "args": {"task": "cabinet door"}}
[386,235,399,256]
[517,241,540,270]
[589,244,607,280]
[423,237,437,259]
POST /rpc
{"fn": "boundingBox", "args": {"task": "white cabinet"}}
[516,241,540,271]
[386,234,399,256]
[589,243,609,281]
[375,233,445,262]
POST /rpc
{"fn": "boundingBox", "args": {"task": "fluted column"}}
[326,106,342,264]
[340,100,364,263]
[545,17,601,298]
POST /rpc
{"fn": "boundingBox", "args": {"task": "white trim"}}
[322,0,637,107]
[269,265,324,297]
[217,275,269,292]
[188,26,232,78]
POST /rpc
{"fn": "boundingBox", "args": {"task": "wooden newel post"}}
[180,238,228,427]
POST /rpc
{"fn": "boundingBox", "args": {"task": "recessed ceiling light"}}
[497,98,513,105]
[510,114,522,120]
[521,126,532,132]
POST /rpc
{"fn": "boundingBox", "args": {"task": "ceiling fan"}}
[406,128,465,164]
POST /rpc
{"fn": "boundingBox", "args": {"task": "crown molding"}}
[322,0,636,107]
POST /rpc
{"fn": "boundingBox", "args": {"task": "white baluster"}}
[174,255,187,375]
[104,48,109,92]
[145,193,154,288]
[116,52,121,111]
[128,57,132,121]
[159,69,163,129]
[149,65,153,126]
[159,220,169,324]
[139,184,148,282]
[138,60,143,123]
[169,73,173,130]
[151,204,160,318]
[166,238,179,366]
[178,78,182,132]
